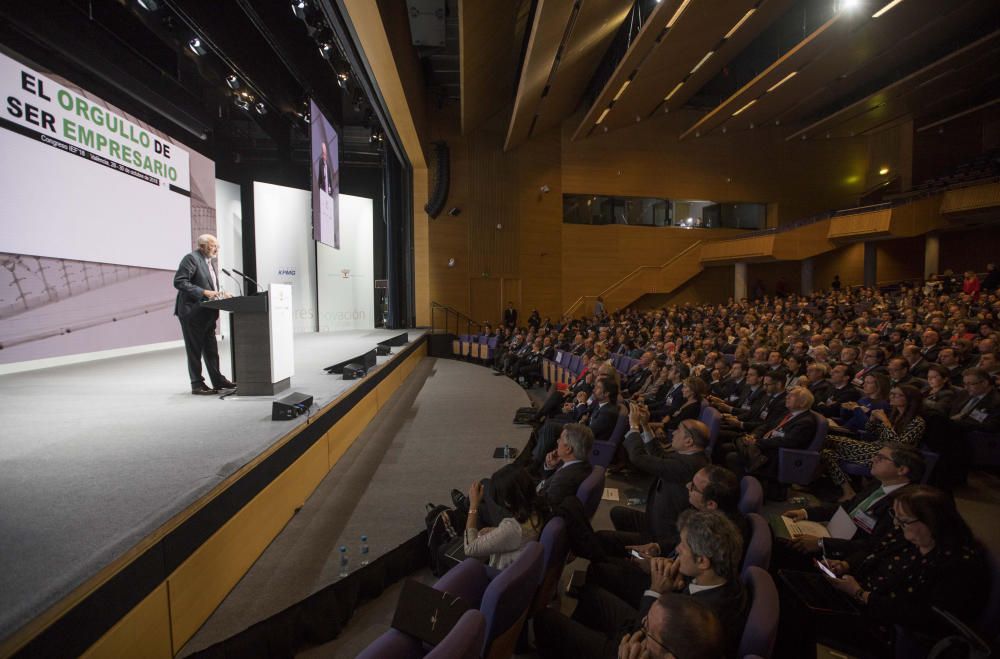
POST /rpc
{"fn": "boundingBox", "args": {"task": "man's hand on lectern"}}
[204,290,221,300]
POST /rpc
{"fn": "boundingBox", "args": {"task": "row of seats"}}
[360,471,778,659]
[452,334,499,362]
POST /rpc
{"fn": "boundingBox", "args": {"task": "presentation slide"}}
[0,50,192,270]
[310,99,340,250]
[0,49,215,367]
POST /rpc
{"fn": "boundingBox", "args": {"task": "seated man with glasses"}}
[950,367,1000,433]
[617,594,723,659]
[775,444,925,569]
[535,510,745,659]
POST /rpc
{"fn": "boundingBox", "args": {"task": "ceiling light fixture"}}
[665,81,683,101]
[291,0,308,19]
[596,107,611,124]
[766,71,797,93]
[225,74,240,90]
[872,0,904,17]
[136,0,160,10]
[318,42,333,59]
[690,51,713,74]
[732,99,756,116]
[233,97,249,111]
[613,79,631,101]
[879,166,890,175]
[188,37,207,55]
[665,0,692,28]
[724,9,755,39]
[254,102,267,115]
[839,0,862,11]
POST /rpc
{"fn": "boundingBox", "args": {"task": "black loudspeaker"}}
[343,363,366,380]
[424,141,449,218]
[378,332,409,347]
[376,345,392,356]
[272,391,314,420]
[325,349,376,374]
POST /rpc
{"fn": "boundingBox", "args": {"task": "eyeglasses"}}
[889,508,919,527]
[641,616,677,657]
[686,480,703,494]
[871,453,898,466]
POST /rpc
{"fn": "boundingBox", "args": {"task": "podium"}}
[202,284,294,396]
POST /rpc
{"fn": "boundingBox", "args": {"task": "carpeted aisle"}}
[179,357,533,655]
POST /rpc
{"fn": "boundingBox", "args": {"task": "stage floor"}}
[0,329,424,642]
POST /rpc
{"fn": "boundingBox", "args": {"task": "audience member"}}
[463,464,547,569]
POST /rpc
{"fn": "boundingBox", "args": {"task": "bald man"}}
[173,234,235,394]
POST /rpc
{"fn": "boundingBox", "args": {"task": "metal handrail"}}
[563,240,704,318]
[430,302,485,337]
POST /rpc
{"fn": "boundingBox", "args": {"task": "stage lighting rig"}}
[136,0,160,10]
[188,36,207,56]
[318,41,334,60]
[254,102,267,116]
[225,74,240,89]
[291,0,309,20]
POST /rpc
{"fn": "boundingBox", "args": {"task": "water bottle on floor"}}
[505,444,511,463]
[360,535,370,566]
[339,545,349,577]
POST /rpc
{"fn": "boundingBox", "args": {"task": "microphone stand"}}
[221,268,244,296]
[232,268,263,295]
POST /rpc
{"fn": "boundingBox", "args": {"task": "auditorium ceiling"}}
[448,0,1000,149]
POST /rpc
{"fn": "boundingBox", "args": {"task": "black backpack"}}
[424,504,466,576]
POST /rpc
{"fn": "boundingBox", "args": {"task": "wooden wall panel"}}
[667,265,735,306]
[516,129,563,320]
[470,278,502,325]
[939,226,1000,274]
[459,0,518,135]
[877,236,925,284]
[414,167,431,326]
[813,243,865,290]
[747,261,802,297]
[467,121,519,277]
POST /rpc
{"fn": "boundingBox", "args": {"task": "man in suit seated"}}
[474,423,594,527]
[726,386,817,478]
[534,510,746,659]
[532,377,619,463]
[813,362,861,416]
[951,367,1000,433]
[774,444,925,569]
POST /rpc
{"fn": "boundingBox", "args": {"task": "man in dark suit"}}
[173,235,236,395]
[775,444,925,568]
[532,377,620,462]
[727,386,817,478]
[534,510,744,659]
[477,423,593,526]
[950,367,1000,433]
[502,301,517,329]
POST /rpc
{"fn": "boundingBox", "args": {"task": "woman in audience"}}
[921,363,957,416]
[464,464,548,570]
[822,384,925,501]
[821,486,987,656]
[830,372,891,435]
[659,376,707,432]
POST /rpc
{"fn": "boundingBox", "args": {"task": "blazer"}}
[814,383,861,416]
[538,460,592,507]
[949,389,1000,433]
[638,579,749,659]
[757,409,817,450]
[588,402,620,443]
[745,392,788,434]
[623,431,707,549]
[731,385,767,422]
[806,481,916,562]
[173,250,219,320]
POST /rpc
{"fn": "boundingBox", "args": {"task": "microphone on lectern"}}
[221,268,244,297]
[232,268,263,294]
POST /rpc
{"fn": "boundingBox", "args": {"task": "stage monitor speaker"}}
[343,363,366,380]
[376,345,392,356]
[325,349,377,374]
[378,332,409,348]
[272,391,314,420]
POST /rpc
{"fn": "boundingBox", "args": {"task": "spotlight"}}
[225,74,240,90]
[879,166,890,176]
[234,96,249,111]
[136,0,160,10]
[291,0,308,19]
[336,70,350,90]
[255,102,267,115]
[318,42,334,59]
[539,184,551,194]
[302,112,311,124]
[188,37,207,55]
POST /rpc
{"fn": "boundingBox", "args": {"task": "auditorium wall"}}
[425,99,878,324]
[813,243,865,290]
[939,226,1000,274]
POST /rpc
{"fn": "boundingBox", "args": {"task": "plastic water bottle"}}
[360,535,370,566]
[504,444,511,463]
[338,546,349,577]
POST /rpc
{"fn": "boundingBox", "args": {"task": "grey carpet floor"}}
[0,329,423,641]
[180,357,533,655]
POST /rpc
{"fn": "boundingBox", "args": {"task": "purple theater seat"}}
[741,513,772,574]
[698,405,721,460]
[425,609,486,659]
[591,408,629,468]
[777,412,828,486]
[738,476,764,515]
[738,566,779,659]
[530,517,569,616]
[434,558,491,608]
[355,629,424,659]
[479,541,544,659]
[576,465,607,519]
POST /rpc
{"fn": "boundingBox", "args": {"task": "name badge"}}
[730,394,740,402]
[971,409,988,423]
[760,408,769,420]
[772,429,785,437]
[850,509,877,534]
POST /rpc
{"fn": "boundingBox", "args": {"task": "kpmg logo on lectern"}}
[277,267,296,276]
